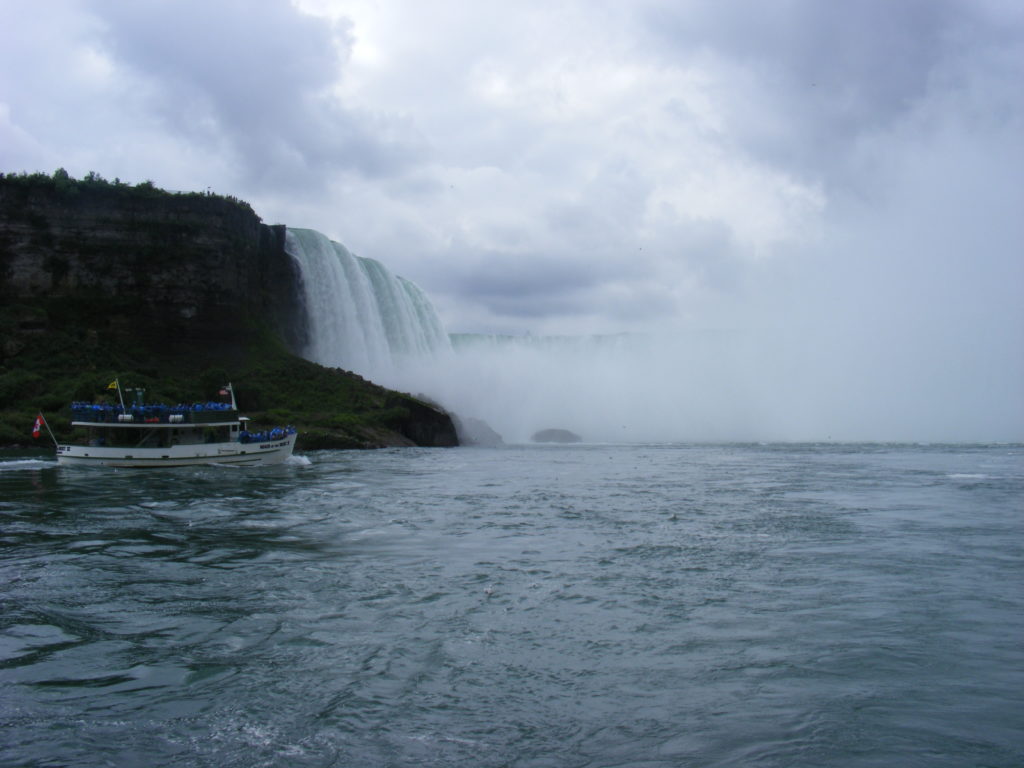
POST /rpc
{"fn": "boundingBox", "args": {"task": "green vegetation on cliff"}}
[0,170,457,451]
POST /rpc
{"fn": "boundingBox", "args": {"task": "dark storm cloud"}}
[90,0,423,189]
[432,238,691,327]
[640,0,1017,186]
[450,250,602,302]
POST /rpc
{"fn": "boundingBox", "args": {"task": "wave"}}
[0,458,55,471]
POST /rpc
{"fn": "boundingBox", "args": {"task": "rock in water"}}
[531,428,582,443]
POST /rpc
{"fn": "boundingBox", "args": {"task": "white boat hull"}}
[56,433,297,468]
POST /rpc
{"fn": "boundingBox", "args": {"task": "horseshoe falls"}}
[285,227,451,382]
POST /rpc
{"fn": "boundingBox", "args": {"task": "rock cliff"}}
[0,172,307,354]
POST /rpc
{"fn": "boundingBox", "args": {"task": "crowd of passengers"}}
[71,401,235,423]
[239,426,297,443]
[70,402,297,444]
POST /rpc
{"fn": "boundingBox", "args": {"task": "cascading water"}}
[284,228,451,385]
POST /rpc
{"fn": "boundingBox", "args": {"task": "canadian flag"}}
[32,413,44,439]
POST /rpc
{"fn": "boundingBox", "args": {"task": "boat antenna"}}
[225,382,237,410]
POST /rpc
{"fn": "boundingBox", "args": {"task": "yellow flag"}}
[107,380,118,390]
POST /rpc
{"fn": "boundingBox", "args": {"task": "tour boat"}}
[54,384,297,468]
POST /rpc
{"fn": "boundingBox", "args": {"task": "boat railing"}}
[70,401,238,425]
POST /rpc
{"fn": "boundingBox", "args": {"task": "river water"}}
[1,443,1022,767]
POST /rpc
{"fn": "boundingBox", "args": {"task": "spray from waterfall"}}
[284,226,767,443]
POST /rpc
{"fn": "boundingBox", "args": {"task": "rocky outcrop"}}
[532,428,582,443]
[388,396,460,447]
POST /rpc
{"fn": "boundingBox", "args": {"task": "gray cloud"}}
[88,0,424,189]
[640,0,1021,188]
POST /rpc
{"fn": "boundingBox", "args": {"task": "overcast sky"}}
[2,0,1022,438]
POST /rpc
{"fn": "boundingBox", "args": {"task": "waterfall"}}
[285,227,451,383]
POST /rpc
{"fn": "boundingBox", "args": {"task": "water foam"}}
[0,458,54,471]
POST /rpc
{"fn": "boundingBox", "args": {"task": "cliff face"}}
[0,177,307,355]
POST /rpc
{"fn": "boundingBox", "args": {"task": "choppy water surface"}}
[1,443,1022,767]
